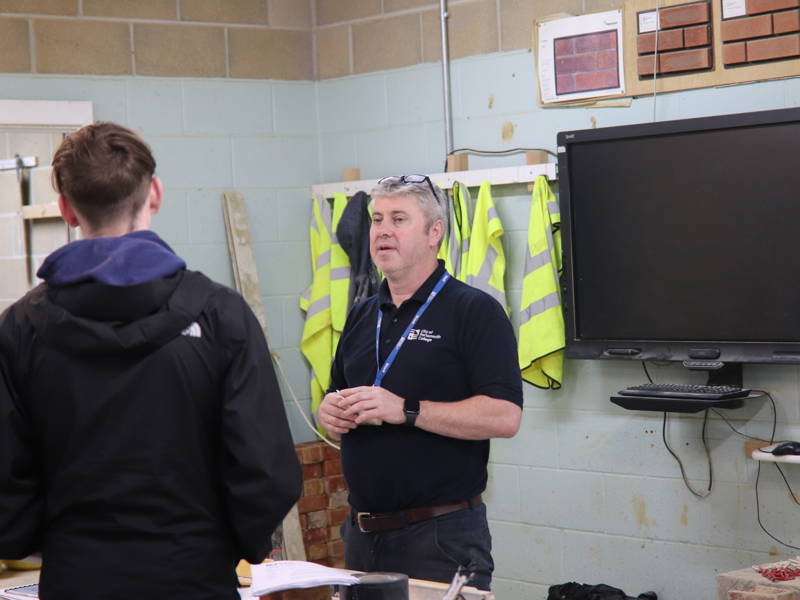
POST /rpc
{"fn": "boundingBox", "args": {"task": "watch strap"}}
[403,397,420,427]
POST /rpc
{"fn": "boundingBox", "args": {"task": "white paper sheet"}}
[249,561,359,596]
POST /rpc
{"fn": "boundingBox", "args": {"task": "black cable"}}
[661,409,713,498]
[755,461,800,550]
[714,395,799,502]
[710,408,769,441]
[642,361,653,383]
[746,390,800,548]
[642,361,713,497]
[443,147,558,172]
[775,463,800,505]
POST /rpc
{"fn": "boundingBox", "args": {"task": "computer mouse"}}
[771,441,800,455]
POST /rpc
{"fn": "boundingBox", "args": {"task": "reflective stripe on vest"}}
[300,196,334,420]
[438,181,471,281]
[330,193,351,346]
[466,180,508,312]
[518,175,564,390]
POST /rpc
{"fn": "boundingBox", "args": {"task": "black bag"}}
[547,582,657,600]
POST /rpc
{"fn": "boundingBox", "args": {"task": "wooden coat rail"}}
[309,162,557,198]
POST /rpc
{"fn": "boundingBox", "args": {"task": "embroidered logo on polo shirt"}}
[407,328,441,343]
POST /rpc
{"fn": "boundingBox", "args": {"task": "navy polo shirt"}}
[330,260,522,512]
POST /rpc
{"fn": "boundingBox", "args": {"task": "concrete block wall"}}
[0,73,319,438]
[0,0,312,79]
[312,0,627,79]
[0,0,633,81]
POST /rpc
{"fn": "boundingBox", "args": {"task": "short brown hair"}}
[52,121,156,230]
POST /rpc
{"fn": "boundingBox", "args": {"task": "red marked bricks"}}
[636,1,713,77]
[293,441,349,566]
[722,0,800,64]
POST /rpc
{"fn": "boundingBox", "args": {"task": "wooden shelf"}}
[310,162,557,198]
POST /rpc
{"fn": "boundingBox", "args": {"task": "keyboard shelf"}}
[610,392,762,413]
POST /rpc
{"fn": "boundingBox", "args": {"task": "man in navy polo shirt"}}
[316,174,522,590]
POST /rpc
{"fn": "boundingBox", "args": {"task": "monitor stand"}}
[704,362,743,387]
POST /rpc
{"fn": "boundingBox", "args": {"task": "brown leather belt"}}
[352,495,482,533]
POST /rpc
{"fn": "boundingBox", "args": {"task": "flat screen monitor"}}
[557,107,800,371]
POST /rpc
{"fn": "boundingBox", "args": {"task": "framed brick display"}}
[624,0,800,96]
[535,11,626,104]
[721,0,800,66]
[535,0,799,104]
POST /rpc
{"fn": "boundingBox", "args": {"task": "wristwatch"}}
[403,397,420,427]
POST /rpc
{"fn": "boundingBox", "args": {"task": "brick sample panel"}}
[294,441,348,568]
[721,0,800,65]
[554,30,620,95]
[636,0,714,77]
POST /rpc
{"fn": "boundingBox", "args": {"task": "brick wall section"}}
[721,0,800,65]
[636,1,713,77]
[295,441,348,568]
[554,30,619,96]
[0,0,312,79]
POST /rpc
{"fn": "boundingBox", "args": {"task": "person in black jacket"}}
[0,122,302,600]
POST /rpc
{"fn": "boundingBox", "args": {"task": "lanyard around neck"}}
[373,271,450,387]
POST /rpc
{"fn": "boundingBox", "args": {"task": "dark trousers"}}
[341,502,493,591]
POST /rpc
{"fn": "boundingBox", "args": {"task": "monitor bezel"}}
[557,106,800,366]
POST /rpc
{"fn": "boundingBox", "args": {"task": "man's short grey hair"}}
[369,176,448,233]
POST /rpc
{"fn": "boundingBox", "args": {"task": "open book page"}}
[250,561,359,596]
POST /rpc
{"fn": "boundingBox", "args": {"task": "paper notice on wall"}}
[722,0,746,18]
[638,10,660,33]
[536,10,625,104]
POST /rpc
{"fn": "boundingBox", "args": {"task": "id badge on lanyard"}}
[373,271,450,387]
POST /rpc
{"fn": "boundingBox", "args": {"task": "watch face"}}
[403,397,420,413]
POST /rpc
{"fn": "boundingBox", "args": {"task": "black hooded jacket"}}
[0,266,302,599]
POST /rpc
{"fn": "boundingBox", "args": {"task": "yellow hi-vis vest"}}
[300,196,334,420]
[465,181,508,312]
[329,193,351,352]
[438,181,471,281]
[518,175,564,389]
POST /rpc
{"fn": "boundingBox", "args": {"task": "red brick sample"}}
[294,441,348,567]
[722,0,800,64]
[636,1,713,77]
[554,30,619,95]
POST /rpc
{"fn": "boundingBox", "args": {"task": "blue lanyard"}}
[374,271,450,387]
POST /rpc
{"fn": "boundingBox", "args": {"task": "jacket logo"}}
[407,329,441,343]
[181,321,202,338]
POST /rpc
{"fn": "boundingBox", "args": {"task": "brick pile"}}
[637,1,713,76]
[295,441,348,568]
[721,0,800,65]
[554,30,620,95]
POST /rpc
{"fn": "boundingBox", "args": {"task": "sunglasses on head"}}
[377,174,438,201]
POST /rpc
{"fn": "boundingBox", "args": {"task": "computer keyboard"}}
[618,382,751,400]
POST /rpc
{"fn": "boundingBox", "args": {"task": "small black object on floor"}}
[547,582,658,600]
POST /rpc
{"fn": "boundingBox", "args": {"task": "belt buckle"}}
[356,511,374,533]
